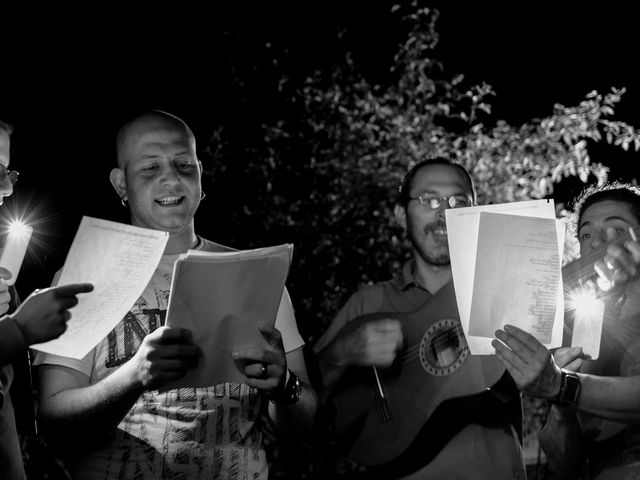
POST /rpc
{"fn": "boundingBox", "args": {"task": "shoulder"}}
[198,237,237,253]
[313,280,391,353]
[345,281,394,312]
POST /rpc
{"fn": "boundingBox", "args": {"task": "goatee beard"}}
[409,235,450,266]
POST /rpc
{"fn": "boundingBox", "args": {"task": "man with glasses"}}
[313,158,527,479]
[0,118,93,479]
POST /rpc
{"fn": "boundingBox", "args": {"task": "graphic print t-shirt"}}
[36,238,303,480]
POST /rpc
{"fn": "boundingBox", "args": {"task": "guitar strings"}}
[387,324,467,370]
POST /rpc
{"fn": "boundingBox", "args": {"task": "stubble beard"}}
[409,221,451,267]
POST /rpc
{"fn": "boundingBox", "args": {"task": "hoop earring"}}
[201,191,207,201]
[121,197,128,207]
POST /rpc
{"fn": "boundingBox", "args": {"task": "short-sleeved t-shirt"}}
[314,261,527,480]
[36,237,303,480]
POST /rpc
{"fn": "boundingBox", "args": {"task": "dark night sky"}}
[3,2,639,297]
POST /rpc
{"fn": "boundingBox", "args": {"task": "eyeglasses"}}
[0,165,18,186]
[410,194,472,210]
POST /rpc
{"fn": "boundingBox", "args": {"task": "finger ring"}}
[260,364,268,378]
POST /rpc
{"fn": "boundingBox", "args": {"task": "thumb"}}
[0,267,12,281]
[258,322,282,348]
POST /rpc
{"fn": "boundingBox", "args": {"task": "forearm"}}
[576,373,640,422]
[0,315,26,367]
[538,405,588,478]
[316,343,349,403]
[39,362,143,444]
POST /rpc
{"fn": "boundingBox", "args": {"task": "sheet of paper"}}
[31,216,168,359]
[162,243,293,389]
[446,200,563,354]
[468,212,563,348]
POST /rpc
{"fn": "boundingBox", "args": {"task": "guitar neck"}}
[563,224,640,290]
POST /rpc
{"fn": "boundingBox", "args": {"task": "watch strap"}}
[552,369,581,407]
[270,369,302,406]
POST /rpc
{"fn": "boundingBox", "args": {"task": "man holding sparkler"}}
[0,118,93,479]
[493,182,640,478]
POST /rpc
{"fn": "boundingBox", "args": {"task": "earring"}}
[201,191,207,200]
[121,197,128,207]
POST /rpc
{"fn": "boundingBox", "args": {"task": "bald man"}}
[36,110,317,480]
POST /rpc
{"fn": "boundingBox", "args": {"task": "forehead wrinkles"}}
[580,202,637,230]
[120,127,194,168]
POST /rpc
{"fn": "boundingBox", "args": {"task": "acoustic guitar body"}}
[331,281,505,466]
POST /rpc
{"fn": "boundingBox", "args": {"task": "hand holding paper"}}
[30,216,169,359]
[492,324,583,399]
[163,243,293,389]
[127,326,202,391]
[232,322,287,395]
[446,200,565,355]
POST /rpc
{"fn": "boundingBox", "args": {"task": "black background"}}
[3,2,639,298]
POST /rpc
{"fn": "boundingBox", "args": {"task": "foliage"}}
[203,2,640,341]
[199,1,640,477]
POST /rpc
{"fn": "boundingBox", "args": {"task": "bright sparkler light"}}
[0,219,33,286]
[8,220,30,239]
[567,285,603,323]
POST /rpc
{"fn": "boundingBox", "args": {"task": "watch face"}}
[559,371,581,407]
[271,370,302,405]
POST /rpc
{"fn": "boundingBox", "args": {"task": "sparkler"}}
[0,220,33,285]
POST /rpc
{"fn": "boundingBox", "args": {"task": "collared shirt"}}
[314,260,526,479]
[314,260,432,354]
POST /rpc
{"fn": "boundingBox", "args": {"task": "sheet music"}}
[446,200,564,354]
[162,244,293,389]
[31,217,168,359]
[468,212,562,345]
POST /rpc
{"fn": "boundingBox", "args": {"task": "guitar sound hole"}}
[427,328,460,368]
[419,318,469,376]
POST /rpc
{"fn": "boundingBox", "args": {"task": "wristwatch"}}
[270,369,302,406]
[552,369,581,407]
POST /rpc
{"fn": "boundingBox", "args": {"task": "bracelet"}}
[269,369,302,406]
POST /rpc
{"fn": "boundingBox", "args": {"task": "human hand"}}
[492,324,566,400]
[334,318,403,369]
[594,226,640,290]
[232,323,288,396]
[552,346,585,372]
[127,326,201,391]
[12,283,94,345]
[0,267,11,316]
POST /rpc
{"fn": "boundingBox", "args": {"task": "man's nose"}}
[0,178,13,199]
[589,230,609,251]
[159,164,180,184]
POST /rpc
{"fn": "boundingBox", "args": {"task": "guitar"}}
[330,281,506,468]
[331,226,640,468]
